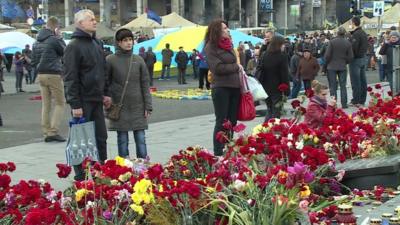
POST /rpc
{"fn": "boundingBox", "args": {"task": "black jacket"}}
[350,27,368,58]
[63,28,108,109]
[260,51,290,96]
[32,28,65,74]
[175,51,189,69]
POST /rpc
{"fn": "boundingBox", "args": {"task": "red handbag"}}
[237,69,256,121]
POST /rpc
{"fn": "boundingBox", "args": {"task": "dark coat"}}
[324,37,354,71]
[144,51,156,67]
[350,27,368,58]
[204,43,240,89]
[106,47,152,131]
[175,51,189,69]
[297,56,320,80]
[161,48,174,65]
[259,51,290,96]
[32,28,65,75]
[63,28,108,109]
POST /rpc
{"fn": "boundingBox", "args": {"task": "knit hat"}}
[390,31,400,39]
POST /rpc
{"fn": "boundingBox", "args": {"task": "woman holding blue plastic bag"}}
[106,28,152,159]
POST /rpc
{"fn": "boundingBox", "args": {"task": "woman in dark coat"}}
[259,36,290,121]
[204,19,241,156]
[106,28,152,159]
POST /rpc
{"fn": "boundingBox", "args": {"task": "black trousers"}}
[73,101,108,180]
[199,68,210,89]
[265,93,283,122]
[212,87,241,156]
[147,65,154,86]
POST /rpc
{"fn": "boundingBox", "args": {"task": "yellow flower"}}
[111,179,120,185]
[131,193,142,205]
[75,189,89,202]
[313,136,319,144]
[115,156,125,167]
[303,134,309,140]
[206,186,216,193]
[158,184,164,193]
[179,159,188,166]
[133,179,152,194]
[130,204,144,215]
[300,185,311,198]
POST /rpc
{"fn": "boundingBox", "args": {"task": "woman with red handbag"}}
[204,19,242,156]
[259,36,290,122]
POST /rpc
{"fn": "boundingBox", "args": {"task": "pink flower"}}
[299,200,309,212]
[233,123,246,133]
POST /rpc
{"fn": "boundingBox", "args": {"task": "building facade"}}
[61,0,339,31]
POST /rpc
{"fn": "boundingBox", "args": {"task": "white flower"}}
[288,133,293,141]
[60,197,72,208]
[249,147,256,153]
[323,142,333,151]
[287,141,293,148]
[124,159,134,168]
[232,180,246,192]
[86,201,96,209]
[295,140,304,150]
[38,179,46,185]
[274,119,281,125]
[46,190,57,203]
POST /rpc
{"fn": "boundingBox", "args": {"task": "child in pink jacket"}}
[304,81,336,128]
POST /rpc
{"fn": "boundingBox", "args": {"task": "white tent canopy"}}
[363,3,400,29]
[121,13,163,29]
[0,32,35,50]
[161,12,197,27]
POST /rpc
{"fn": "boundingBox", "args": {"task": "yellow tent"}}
[161,12,197,27]
[121,13,162,29]
[363,3,400,29]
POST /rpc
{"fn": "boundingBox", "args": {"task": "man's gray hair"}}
[74,9,94,25]
[337,27,346,36]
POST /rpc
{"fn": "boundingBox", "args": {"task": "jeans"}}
[290,78,302,99]
[198,68,210,89]
[161,64,170,79]
[265,93,283,122]
[212,87,241,156]
[38,74,65,137]
[303,79,312,91]
[385,69,394,91]
[378,60,386,82]
[73,101,108,181]
[349,57,368,105]
[15,71,23,91]
[117,130,147,159]
[327,70,348,107]
[178,68,186,84]
[25,69,33,84]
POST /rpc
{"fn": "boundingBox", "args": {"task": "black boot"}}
[0,114,3,126]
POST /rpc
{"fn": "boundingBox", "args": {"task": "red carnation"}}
[147,164,163,180]
[291,100,301,109]
[216,131,228,144]
[305,89,314,98]
[222,119,233,130]
[337,154,346,163]
[7,162,16,172]
[278,83,289,92]
[56,164,71,178]
[298,106,307,115]
[375,83,382,89]
[233,123,246,133]
[0,163,7,172]
[388,91,393,96]
[0,174,11,189]
[367,86,373,92]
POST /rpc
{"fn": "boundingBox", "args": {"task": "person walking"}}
[190,49,200,79]
[197,49,210,90]
[160,43,174,80]
[259,36,290,121]
[349,16,368,107]
[144,47,156,86]
[63,9,111,181]
[289,48,303,99]
[297,48,319,91]
[106,28,152,159]
[379,31,400,92]
[32,16,67,142]
[14,52,25,93]
[324,27,353,108]
[175,46,189,84]
[22,44,33,84]
[204,19,241,156]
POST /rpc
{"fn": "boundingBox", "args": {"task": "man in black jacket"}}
[64,9,111,181]
[175,46,189,84]
[349,17,368,107]
[32,17,66,142]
